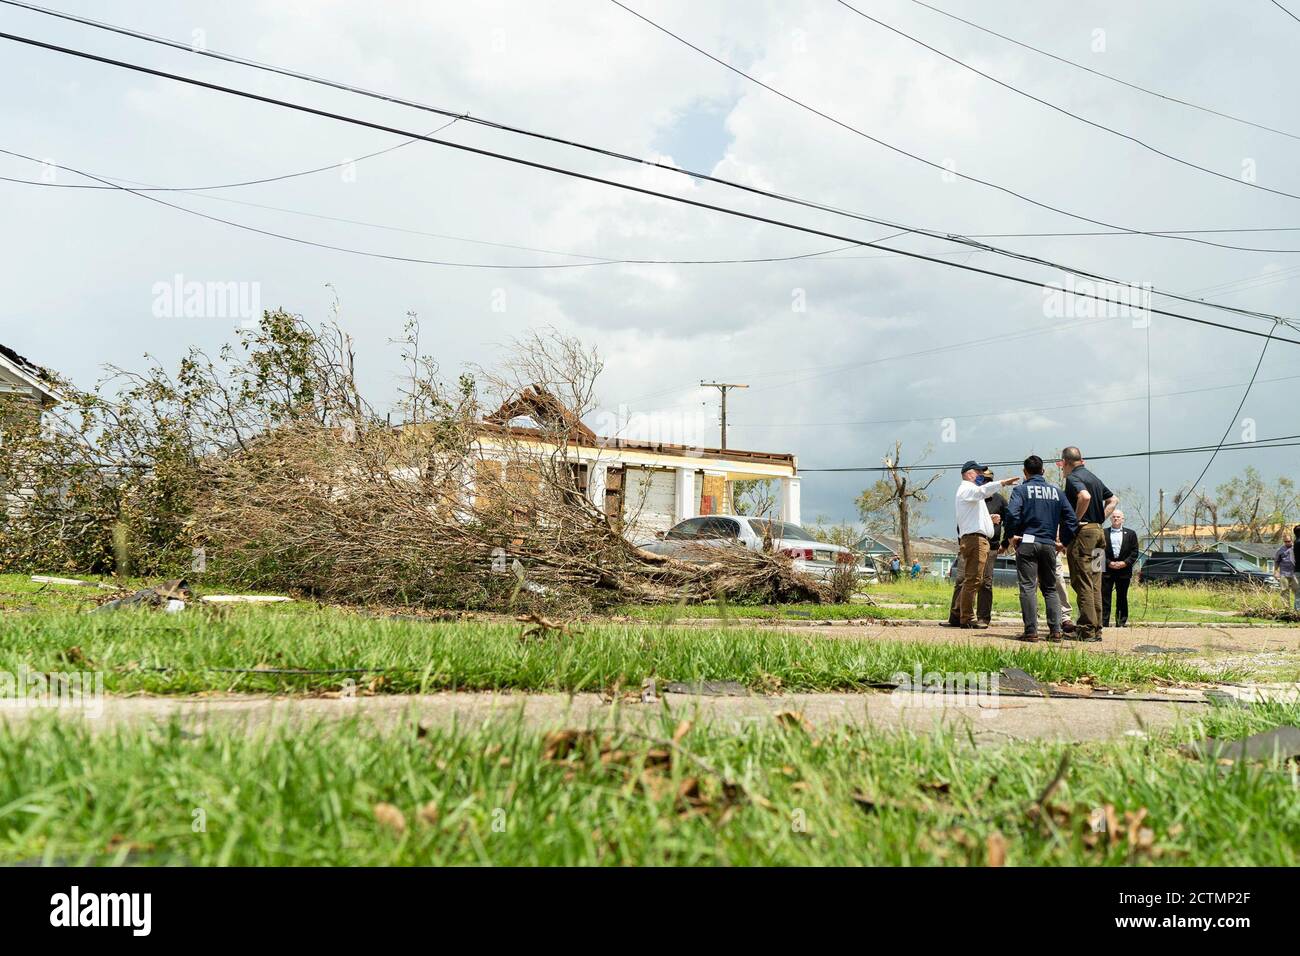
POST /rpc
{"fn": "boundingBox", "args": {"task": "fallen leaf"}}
[774,710,812,733]
[373,802,406,834]
[986,831,1007,867]
[417,802,439,826]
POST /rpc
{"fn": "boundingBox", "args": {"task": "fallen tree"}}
[5,311,830,610]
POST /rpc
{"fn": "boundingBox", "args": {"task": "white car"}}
[637,516,874,583]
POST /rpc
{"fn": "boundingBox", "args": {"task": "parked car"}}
[637,516,874,583]
[946,555,1019,587]
[1138,551,1279,589]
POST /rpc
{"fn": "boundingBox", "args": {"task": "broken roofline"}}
[0,343,61,406]
[471,421,798,472]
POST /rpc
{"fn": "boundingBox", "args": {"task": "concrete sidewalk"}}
[0,687,1214,744]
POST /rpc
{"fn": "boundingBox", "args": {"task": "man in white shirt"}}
[954,460,1020,628]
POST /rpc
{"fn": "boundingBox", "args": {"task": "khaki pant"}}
[948,547,996,624]
[958,533,990,625]
[1067,523,1105,638]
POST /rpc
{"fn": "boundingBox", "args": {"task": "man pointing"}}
[954,460,1020,629]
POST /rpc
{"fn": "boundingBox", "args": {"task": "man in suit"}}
[1101,510,1138,627]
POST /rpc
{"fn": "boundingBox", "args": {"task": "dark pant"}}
[1016,541,1061,636]
[1102,574,1130,626]
[948,548,995,624]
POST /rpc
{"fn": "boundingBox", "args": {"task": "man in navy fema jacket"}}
[1005,455,1079,642]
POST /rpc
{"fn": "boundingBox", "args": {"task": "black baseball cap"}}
[960,460,982,474]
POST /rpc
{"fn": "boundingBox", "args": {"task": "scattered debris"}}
[31,575,115,590]
[1203,689,1252,709]
[199,594,293,604]
[640,678,658,704]
[1183,725,1300,762]
[663,680,750,697]
[91,579,192,613]
[517,612,580,642]
[1132,644,1197,655]
[998,667,1045,695]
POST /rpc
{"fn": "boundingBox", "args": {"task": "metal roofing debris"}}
[1183,725,1300,761]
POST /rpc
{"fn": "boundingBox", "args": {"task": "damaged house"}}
[1,344,60,515]
[462,386,802,543]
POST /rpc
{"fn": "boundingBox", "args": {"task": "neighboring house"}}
[411,386,802,544]
[1214,540,1282,572]
[854,532,959,579]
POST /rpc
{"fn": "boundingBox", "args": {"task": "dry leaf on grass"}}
[986,831,1007,867]
[373,802,407,834]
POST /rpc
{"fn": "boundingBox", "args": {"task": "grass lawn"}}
[623,577,1291,624]
[0,601,1245,695]
[1,702,1297,865]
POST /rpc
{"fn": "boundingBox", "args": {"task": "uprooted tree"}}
[0,311,829,610]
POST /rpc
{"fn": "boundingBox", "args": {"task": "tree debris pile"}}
[2,311,828,611]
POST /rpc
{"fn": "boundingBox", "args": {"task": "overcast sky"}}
[2,0,1298,532]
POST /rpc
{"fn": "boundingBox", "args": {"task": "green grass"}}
[622,577,1289,624]
[0,604,1244,695]
[2,702,1297,865]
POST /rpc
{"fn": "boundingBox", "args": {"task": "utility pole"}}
[1157,488,1165,550]
[700,381,747,450]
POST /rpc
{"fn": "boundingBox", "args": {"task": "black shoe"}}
[1061,620,1077,634]
[1046,632,1064,643]
[940,620,963,628]
[963,622,989,630]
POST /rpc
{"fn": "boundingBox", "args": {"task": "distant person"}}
[1276,534,1296,605]
[953,460,1020,629]
[1060,447,1118,642]
[910,559,922,579]
[1005,455,1079,642]
[1102,510,1139,627]
[1292,526,1300,611]
[945,468,1010,628]
[889,555,901,581]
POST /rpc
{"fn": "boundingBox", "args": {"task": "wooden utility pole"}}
[700,382,747,450]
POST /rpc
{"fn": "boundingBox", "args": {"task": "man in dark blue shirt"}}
[1005,455,1079,642]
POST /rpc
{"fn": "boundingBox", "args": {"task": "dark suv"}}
[1138,552,1279,589]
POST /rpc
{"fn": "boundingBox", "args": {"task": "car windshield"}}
[747,519,816,542]
[1228,558,1259,573]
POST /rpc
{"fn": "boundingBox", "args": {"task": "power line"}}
[3,29,1300,347]
[606,0,1300,257]
[1270,0,1300,26]
[1137,320,1283,556]
[6,3,1300,338]
[800,432,1300,473]
[725,370,1300,429]
[0,115,465,191]
[909,0,1300,143]
[834,0,1300,205]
